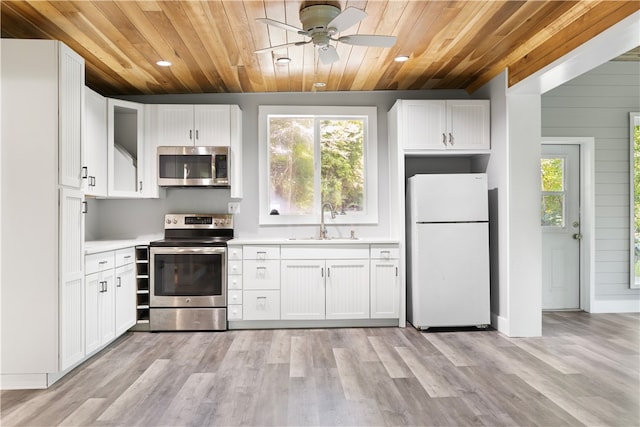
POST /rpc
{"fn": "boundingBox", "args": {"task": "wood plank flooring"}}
[1,312,638,426]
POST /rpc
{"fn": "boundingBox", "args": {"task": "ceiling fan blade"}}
[318,45,339,65]
[338,34,397,48]
[255,41,306,54]
[327,7,367,33]
[256,18,305,35]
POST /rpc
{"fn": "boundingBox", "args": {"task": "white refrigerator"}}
[406,173,490,329]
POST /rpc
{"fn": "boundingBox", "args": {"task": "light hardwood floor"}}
[1,312,638,426]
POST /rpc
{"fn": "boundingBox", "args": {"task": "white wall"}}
[90,89,469,240]
[473,71,510,332]
[542,61,640,311]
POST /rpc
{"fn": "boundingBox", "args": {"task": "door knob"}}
[573,233,582,240]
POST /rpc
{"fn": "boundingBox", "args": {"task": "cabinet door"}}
[84,87,108,197]
[99,269,116,345]
[115,263,136,336]
[370,260,399,319]
[446,100,490,150]
[401,100,447,150]
[281,260,325,320]
[156,105,195,146]
[58,42,85,189]
[325,259,370,319]
[60,188,85,370]
[194,105,230,146]
[85,271,101,355]
[107,99,145,197]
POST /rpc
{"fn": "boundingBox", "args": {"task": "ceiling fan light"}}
[275,57,291,64]
[394,55,410,63]
[156,60,172,67]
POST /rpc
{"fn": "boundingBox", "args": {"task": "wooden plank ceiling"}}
[1,1,638,96]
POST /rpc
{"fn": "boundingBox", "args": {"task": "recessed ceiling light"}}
[156,60,172,67]
[275,57,291,64]
[394,55,410,63]
[313,82,326,88]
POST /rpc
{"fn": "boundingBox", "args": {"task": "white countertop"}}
[228,237,399,245]
[84,238,154,254]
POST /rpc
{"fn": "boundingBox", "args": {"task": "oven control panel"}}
[164,213,233,229]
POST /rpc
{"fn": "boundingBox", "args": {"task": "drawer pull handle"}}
[98,261,108,265]
[124,255,132,259]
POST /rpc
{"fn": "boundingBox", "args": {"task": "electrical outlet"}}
[228,202,240,214]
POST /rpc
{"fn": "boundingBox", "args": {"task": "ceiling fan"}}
[255,4,397,65]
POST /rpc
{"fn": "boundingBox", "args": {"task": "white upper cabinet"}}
[59,42,85,189]
[84,87,108,197]
[155,104,232,147]
[107,99,145,197]
[394,99,490,152]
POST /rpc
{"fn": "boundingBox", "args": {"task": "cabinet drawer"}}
[86,251,115,275]
[228,290,243,305]
[228,275,243,290]
[243,260,280,289]
[243,245,280,260]
[243,290,280,320]
[115,247,135,267]
[228,246,243,260]
[228,260,242,276]
[280,245,368,260]
[370,246,400,259]
[228,305,243,320]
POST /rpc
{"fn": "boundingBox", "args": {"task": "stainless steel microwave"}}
[157,146,230,187]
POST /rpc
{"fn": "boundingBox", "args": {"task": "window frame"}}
[258,105,378,225]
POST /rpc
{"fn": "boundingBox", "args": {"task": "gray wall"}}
[88,89,471,240]
[542,61,640,301]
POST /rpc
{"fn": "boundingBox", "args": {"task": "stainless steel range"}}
[149,213,233,331]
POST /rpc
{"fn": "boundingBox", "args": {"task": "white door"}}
[541,144,581,309]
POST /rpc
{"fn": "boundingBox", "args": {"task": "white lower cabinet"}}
[85,247,136,356]
[85,253,115,355]
[115,248,136,336]
[370,248,400,318]
[281,260,325,320]
[325,259,370,319]
[228,243,399,325]
[242,246,280,320]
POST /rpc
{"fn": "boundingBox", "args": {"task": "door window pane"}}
[541,157,565,227]
[541,194,564,227]
[541,158,564,191]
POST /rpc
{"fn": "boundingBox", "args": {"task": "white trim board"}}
[542,137,595,313]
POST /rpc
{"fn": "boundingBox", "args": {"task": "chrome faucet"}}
[320,202,336,239]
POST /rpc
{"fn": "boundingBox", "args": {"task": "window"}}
[259,106,378,225]
[630,112,640,288]
[540,157,565,227]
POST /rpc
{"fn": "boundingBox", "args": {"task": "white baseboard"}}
[491,313,509,335]
[590,299,640,313]
[0,374,48,390]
